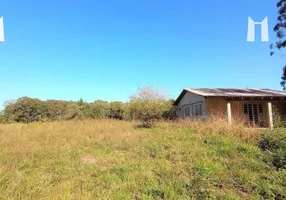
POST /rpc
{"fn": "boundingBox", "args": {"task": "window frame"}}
[194,103,202,116]
[184,106,190,116]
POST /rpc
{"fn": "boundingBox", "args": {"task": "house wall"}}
[205,99,260,121]
[176,91,286,127]
[206,99,268,123]
[272,100,286,125]
[205,98,227,117]
[204,98,240,122]
[205,99,286,127]
[177,92,206,119]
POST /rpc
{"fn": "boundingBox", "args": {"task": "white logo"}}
[247,17,269,42]
[0,17,4,42]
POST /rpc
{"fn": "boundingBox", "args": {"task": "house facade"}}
[174,88,286,128]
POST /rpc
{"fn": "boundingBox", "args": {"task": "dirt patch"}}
[81,154,97,164]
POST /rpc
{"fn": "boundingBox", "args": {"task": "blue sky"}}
[0,0,285,106]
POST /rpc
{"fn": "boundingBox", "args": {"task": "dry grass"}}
[174,115,261,142]
[0,119,283,199]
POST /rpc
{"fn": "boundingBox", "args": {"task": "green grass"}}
[0,120,285,199]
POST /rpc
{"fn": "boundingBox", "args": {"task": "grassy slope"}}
[0,120,285,199]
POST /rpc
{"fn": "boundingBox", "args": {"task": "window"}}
[194,104,202,116]
[184,106,190,116]
[244,104,264,126]
[258,104,263,113]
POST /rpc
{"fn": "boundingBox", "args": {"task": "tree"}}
[271,0,286,90]
[129,87,170,128]
[162,99,178,120]
[1,99,16,122]
[91,100,110,119]
[63,103,84,120]
[2,97,44,123]
[281,66,286,90]
[109,101,126,120]
[43,100,68,121]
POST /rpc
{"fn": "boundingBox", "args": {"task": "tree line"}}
[0,87,177,126]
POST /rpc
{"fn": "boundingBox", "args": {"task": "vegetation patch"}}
[0,120,285,199]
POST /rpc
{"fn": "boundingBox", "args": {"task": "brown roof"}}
[174,88,286,105]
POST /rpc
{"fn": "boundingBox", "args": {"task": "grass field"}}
[0,119,285,199]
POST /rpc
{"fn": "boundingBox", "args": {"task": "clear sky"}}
[0,0,285,106]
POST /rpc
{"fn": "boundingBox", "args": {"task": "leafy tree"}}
[45,100,69,121]
[0,110,5,123]
[75,99,94,119]
[1,99,16,122]
[91,100,110,119]
[0,92,174,124]
[162,99,178,120]
[129,87,170,127]
[109,101,126,120]
[3,97,44,123]
[63,103,84,120]
[81,103,95,119]
[77,98,85,106]
[271,0,286,90]
[281,66,286,91]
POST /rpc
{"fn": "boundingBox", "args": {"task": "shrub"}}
[259,129,286,152]
[273,106,285,128]
[0,89,174,124]
[91,100,110,119]
[259,129,286,169]
[109,101,126,120]
[43,100,68,121]
[273,150,286,169]
[63,103,84,120]
[2,97,45,123]
[129,87,171,128]
[162,99,178,120]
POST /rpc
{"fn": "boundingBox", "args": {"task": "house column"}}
[227,102,232,124]
[268,102,274,130]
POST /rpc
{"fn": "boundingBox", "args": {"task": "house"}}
[174,88,286,128]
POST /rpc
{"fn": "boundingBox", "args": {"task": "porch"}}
[206,97,286,129]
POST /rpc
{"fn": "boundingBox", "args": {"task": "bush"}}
[129,87,172,128]
[273,106,285,128]
[0,97,112,123]
[273,150,286,169]
[162,99,178,120]
[109,101,126,120]
[91,100,110,119]
[63,103,84,120]
[259,129,286,169]
[43,100,68,121]
[0,88,174,124]
[259,129,286,152]
[2,97,44,123]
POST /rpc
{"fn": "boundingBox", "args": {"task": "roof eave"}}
[173,89,187,105]
[206,96,286,100]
